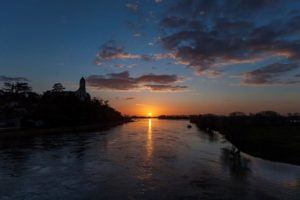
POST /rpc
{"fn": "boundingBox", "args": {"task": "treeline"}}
[190,111,300,132]
[0,82,126,128]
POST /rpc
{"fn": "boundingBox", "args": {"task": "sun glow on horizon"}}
[148,112,152,117]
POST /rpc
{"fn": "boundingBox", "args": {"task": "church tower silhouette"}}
[76,77,88,101]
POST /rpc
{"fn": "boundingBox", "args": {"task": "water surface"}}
[0,119,299,199]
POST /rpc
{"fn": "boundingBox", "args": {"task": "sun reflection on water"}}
[146,119,153,161]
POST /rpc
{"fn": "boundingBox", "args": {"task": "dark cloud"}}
[296,74,300,77]
[140,54,155,61]
[214,19,254,31]
[125,97,135,100]
[144,84,188,92]
[242,63,299,84]
[232,0,279,10]
[160,16,187,28]
[157,0,300,81]
[108,71,131,79]
[136,74,179,84]
[96,41,141,65]
[96,41,153,65]
[0,76,29,82]
[170,0,280,18]
[86,71,187,91]
[87,71,136,90]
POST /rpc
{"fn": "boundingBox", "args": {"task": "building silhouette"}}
[76,77,89,101]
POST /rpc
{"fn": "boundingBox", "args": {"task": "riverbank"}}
[0,119,132,139]
[191,115,300,166]
[225,126,300,165]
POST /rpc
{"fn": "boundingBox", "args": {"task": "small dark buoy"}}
[187,124,192,128]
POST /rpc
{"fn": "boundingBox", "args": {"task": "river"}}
[0,119,299,200]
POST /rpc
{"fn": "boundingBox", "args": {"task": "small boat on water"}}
[187,124,192,128]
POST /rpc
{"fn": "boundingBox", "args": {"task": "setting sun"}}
[148,112,152,117]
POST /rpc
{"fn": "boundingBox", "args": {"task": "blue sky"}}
[1,0,300,115]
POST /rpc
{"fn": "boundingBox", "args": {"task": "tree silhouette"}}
[3,82,14,93]
[15,82,32,93]
[2,82,31,94]
[52,83,65,92]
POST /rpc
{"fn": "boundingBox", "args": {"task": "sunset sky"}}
[1,0,300,116]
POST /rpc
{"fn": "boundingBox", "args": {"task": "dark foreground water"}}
[0,119,299,200]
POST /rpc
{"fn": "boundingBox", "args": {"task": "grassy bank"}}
[226,126,300,165]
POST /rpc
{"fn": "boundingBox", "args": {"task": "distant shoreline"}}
[0,120,132,138]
